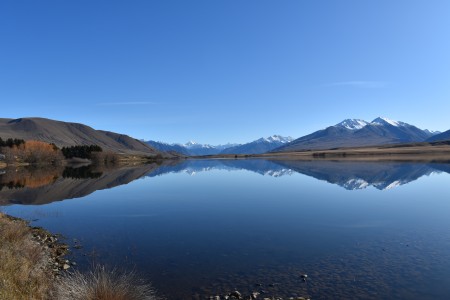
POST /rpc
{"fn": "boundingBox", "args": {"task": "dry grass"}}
[54,265,160,300]
[0,213,52,300]
[252,143,450,161]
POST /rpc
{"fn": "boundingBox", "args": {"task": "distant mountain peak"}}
[335,119,369,130]
[371,117,406,127]
[335,117,411,129]
[269,135,293,143]
[424,129,440,135]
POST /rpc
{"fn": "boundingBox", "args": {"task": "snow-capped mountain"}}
[371,117,407,127]
[336,119,370,130]
[275,117,439,152]
[184,141,201,148]
[146,140,242,156]
[221,135,293,155]
[182,141,241,155]
[255,135,293,144]
[336,117,410,130]
[184,141,216,149]
[182,141,215,154]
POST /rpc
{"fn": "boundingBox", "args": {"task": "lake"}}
[1,159,450,299]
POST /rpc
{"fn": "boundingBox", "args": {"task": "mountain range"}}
[147,159,450,191]
[146,135,292,156]
[145,140,240,156]
[184,141,240,156]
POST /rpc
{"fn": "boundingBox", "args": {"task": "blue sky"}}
[1,1,449,144]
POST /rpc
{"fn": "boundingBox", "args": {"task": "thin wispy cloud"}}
[325,81,388,89]
[96,101,158,106]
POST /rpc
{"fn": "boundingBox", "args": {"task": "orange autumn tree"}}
[12,141,64,164]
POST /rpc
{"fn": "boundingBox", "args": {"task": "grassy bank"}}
[0,213,59,299]
[0,213,160,300]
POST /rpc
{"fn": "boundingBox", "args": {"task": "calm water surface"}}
[1,159,450,299]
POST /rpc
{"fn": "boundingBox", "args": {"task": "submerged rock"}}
[229,290,242,299]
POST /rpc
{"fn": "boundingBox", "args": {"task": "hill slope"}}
[0,118,159,155]
[426,129,450,142]
[146,141,190,156]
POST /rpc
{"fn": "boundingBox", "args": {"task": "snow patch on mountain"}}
[256,135,293,143]
[342,178,370,190]
[263,169,294,177]
[424,129,441,135]
[371,117,408,127]
[336,119,370,130]
[183,141,240,150]
[335,117,421,130]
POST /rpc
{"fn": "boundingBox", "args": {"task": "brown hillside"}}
[0,118,158,155]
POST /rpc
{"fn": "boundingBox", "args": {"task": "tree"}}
[61,145,103,159]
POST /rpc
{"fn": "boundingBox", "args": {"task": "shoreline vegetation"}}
[0,212,160,300]
[0,138,176,169]
[2,137,450,170]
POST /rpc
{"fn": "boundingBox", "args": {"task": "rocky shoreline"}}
[207,291,310,300]
[30,225,75,273]
[3,214,73,273]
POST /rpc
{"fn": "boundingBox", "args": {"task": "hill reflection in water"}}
[0,163,164,205]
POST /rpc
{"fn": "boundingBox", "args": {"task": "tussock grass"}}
[0,213,52,300]
[54,265,160,300]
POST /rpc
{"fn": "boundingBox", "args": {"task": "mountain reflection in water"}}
[147,159,450,190]
[1,159,449,205]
